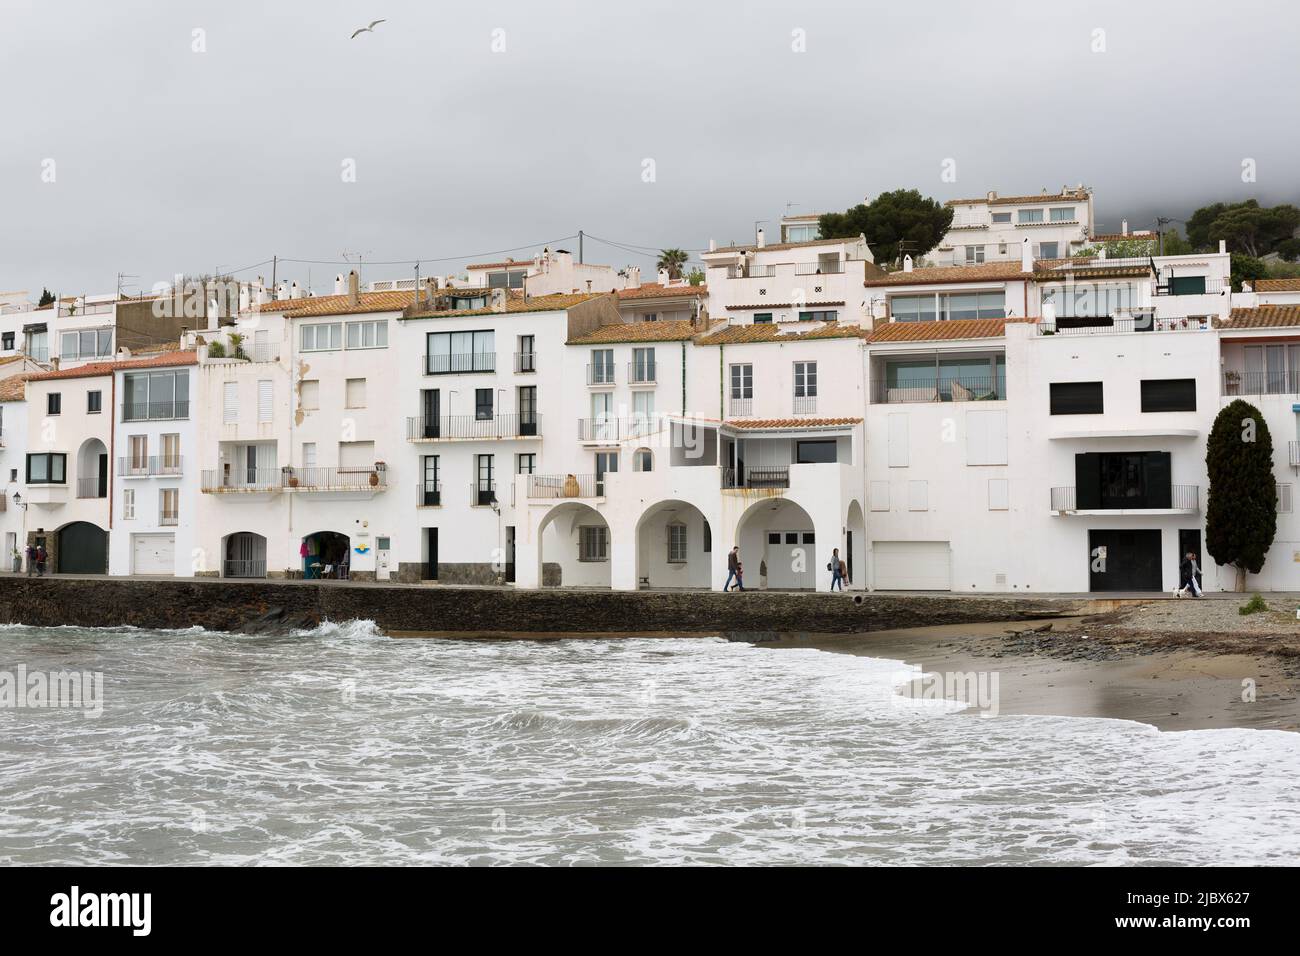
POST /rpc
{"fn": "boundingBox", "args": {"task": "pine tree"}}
[1205,400,1278,591]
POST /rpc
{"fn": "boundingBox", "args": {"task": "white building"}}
[465,248,622,296]
[936,186,1095,267]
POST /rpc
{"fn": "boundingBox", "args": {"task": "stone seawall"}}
[0,578,1083,635]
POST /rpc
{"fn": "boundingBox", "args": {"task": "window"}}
[161,434,180,470]
[796,440,837,464]
[426,330,494,374]
[476,454,495,505]
[475,388,493,421]
[159,488,179,525]
[632,390,655,423]
[965,245,985,264]
[579,525,609,562]
[1141,379,1197,413]
[517,385,537,434]
[753,313,773,323]
[258,380,273,422]
[516,334,536,372]
[1049,381,1104,415]
[60,328,113,360]
[1075,451,1173,510]
[991,211,1011,224]
[702,520,711,553]
[1169,276,1207,296]
[1018,208,1044,223]
[1037,241,1059,259]
[798,310,838,322]
[123,370,189,420]
[1,332,12,350]
[729,364,753,398]
[299,380,318,411]
[633,448,653,471]
[890,291,1005,322]
[421,455,441,506]
[122,487,135,520]
[47,393,61,415]
[300,323,342,351]
[487,269,527,290]
[589,348,615,384]
[223,382,238,423]
[128,435,148,472]
[1278,484,1293,514]
[302,442,317,469]
[9,469,16,482]
[345,378,366,408]
[1049,207,1076,222]
[516,453,536,474]
[631,347,656,383]
[793,361,817,398]
[87,390,102,413]
[667,524,688,564]
[642,313,658,323]
[345,320,387,349]
[26,452,67,484]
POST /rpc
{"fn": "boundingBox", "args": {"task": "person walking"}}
[24,544,35,577]
[1178,551,1202,598]
[724,546,744,592]
[829,548,844,591]
[35,544,47,577]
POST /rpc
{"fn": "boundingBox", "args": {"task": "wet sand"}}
[761,619,1300,733]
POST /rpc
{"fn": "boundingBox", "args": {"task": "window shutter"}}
[223,382,238,423]
[257,380,273,422]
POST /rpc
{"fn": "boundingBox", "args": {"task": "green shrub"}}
[206,340,226,358]
[1239,593,1269,616]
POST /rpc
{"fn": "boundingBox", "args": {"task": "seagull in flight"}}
[351,19,386,39]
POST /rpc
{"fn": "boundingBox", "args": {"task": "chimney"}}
[276,281,290,301]
[657,268,670,286]
[347,270,359,307]
[334,273,346,295]
[626,265,641,289]
[290,280,304,300]
[1020,237,1033,272]
[490,288,507,313]
[238,284,251,312]
[206,295,220,331]
[256,280,270,306]
[1121,219,1129,236]
[756,227,765,249]
[1243,281,1254,293]
[902,255,913,273]
[1219,240,1227,254]
[708,239,716,252]
[987,190,997,202]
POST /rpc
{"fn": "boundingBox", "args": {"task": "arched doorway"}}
[537,502,610,588]
[223,532,267,578]
[846,499,866,590]
[735,498,817,590]
[302,530,350,579]
[636,499,711,589]
[75,438,108,499]
[57,521,108,574]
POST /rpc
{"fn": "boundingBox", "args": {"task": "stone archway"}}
[537,502,611,588]
[56,521,108,574]
[734,497,817,590]
[223,532,267,578]
[846,499,866,590]
[635,499,711,590]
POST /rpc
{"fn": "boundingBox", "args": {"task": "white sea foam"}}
[0,623,1297,865]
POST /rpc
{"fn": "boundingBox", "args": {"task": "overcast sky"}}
[2,0,1297,297]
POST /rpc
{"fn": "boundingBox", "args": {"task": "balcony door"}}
[518,386,537,436]
[1076,452,1171,510]
[422,389,440,439]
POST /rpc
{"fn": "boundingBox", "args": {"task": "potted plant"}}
[228,332,247,360]
[282,465,299,488]
[369,461,385,487]
[206,339,226,358]
[562,473,581,497]
[1224,370,1241,395]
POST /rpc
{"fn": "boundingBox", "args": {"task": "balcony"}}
[406,414,539,441]
[118,456,183,477]
[201,469,282,493]
[122,400,190,421]
[472,482,497,507]
[527,473,602,499]
[1036,314,1208,336]
[1290,442,1300,469]
[283,467,387,492]
[628,361,657,385]
[728,397,753,417]
[794,262,845,276]
[576,416,665,443]
[514,351,537,373]
[587,364,616,386]
[422,352,495,375]
[76,477,107,499]
[1223,371,1300,397]
[416,481,442,507]
[723,466,790,490]
[792,395,817,415]
[1050,484,1200,515]
[159,511,179,527]
[871,376,1004,404]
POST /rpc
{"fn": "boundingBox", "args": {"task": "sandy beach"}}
[761,601,1300,733]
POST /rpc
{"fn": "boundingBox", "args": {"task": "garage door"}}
[872,541,951,591]
[133,533,176,575]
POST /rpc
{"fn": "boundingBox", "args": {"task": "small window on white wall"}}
[908,480,928,511]
[299,380,319,411]
[1278,483,1293,514]
[633,448,653,471]
[667,524,687,563]
[345,378,366,408]
[988,478,1010,511]
[257,380,273,422]
[870,480,890,512]
[122,487,135,519]
[223,382,238,423]
[966,410,1008,466]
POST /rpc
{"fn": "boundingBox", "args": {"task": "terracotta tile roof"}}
[26,350,198,382]
[1035,264,1152,280]
[567,319,702,345]
[697,320,867,345]
[945,190,1089,207]
[704,237,861,256]
[402,292,604,320]
[867,318,1007,343]
[0,372,36,402]
[726,300,844,311]
[465,260,534,271]
[727,417,862,430]
[616,282,707,301]
[1217,306,1300,330]
[256,290,417,318]
[1255,279,1300,292]
[1089,232,1156,243]
[864,261,1031,287]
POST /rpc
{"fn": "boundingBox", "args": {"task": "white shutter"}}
[257,380,272,422]
[988,479,1010,510]
[908,480,928,511]
[339,441,375,468]
[255,443,277,473]
[223,382,238,423]
[966,409,1008,465]
[302,442,317,469]
[888,413,909,467]
[870,480,890,512]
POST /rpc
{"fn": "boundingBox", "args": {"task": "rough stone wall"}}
[0,578,1083,635]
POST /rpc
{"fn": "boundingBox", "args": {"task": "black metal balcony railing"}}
[872,377,1004,404]
[283,467,386,490]
[628,361,657,384]
[792,394,817,414]
[121,400,190,421]
[794,262,844,275]
[1223,371,1300,396]
[423,352,495,375]
[527,473,601,499]
[406,414,539,440]
[201,469,283,492]
[118,456,183,477]
[224,559,266,578]
[515,351,537,373]
[723,466,790,490]
[1290,442,1300,468]
[76,477,107,499]
[1156,278,1227,296]
[473,481,497,507]
[576,416,664,442]
[586,363,616,385]
[416,481,442,507]
[728,397,753,417]
[1050,485,1200,512]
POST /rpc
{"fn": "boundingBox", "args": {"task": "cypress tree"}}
[1205,399,1277,591]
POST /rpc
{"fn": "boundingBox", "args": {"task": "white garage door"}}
[133,533,175,575]
[872,541,951,591]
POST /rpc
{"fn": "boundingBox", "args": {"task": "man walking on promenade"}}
[829,548,845,591]
[725,546,745,591]
[1179,551,1202,598]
